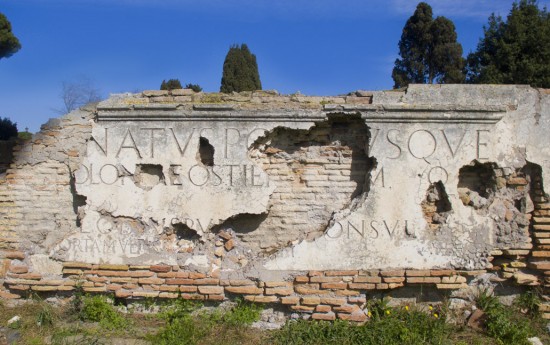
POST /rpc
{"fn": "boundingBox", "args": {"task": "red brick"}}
[158,285,179,292]
[383,277,405,283]
[265,288,293,296]
[291,305,315,312]
[348,283,376,290]
[406,270,431,277]
[325,270,358,276]
[138,278,165,285]
[335,290,361,296]
[294,276,309,283]
[166,278,195,285]
[308,271,323,277]
[198,286,224,295]
[159,292,179,299]
[312,312,336,320]
[321,282,348,289]
[301,297,321,305]
[310,276,342,283]
[338,312,367,322]
[181,293,205,300]
[179,286,198,293]
[115,290,132,298]
[380,270,405,277]
[320,297,347,306]
[430,270,455,276]
[281,296,300,305]
[315,305,332,312]
[4,251,25,260]
[334,305,360,313]
[0,291,21,299]
[98,264,129,271]
[244,295,277,303]
[189,272,207,279]
[407,277,441,283]
[228,279,256,286]
[264,281,291,288]
[9,266,28,274]
[207,294,225,301]
[150,265,172,273]
[225,286,263,294]
[353,276,381,283]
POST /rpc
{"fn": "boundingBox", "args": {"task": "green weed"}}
[271,303,450,345]
[79,295,130,331]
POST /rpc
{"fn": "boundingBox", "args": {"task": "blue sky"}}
[1,0,549,132]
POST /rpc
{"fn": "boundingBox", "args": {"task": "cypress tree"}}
[0,12,21,60]
[392,2,465,88]
[220,44,262,93]
[467,0,550,87]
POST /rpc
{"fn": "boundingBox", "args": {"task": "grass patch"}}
[475,288,544,345]
[271,300,450,345]
[148,298,263,345]
[78,294,131,331]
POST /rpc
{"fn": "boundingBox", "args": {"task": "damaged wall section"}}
[222,114,372,252]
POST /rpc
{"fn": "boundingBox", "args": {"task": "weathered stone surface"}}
[0,85,550,308]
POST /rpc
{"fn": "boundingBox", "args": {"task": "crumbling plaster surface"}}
[6,85,548,273]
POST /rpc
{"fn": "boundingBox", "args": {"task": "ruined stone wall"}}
[1,86,550,322]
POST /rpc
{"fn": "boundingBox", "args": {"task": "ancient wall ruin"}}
[1,85,550,322]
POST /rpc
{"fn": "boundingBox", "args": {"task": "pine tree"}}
[0,12,21,60]
[467,0,550,87]
[160,79,183,90]
[220,44,262,93]
[392,2,465,88]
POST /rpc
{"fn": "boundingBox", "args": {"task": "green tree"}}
[392,2,465,88]
[0,12,21,60]
[160,79,182,90]
[185,83,202,92]
[220,44,261,93]
[467,0,550,87]
[0,117,17,140]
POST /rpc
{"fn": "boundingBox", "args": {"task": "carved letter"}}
[408,130,436,163]
[441,129,466,158]
[116,129,142,158]
[477,130,490,160]
[384,220,399,239]
[370,167,385,187]
[170,128,195,156]
[91,128,108,156]
[141,128,164,158]
[386,129,402,159]
[225,128,241,158]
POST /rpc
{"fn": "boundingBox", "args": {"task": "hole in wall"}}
[458,161,496,209]
[422,181,452,228]
[198,137,215,166]
[134,164,165,190]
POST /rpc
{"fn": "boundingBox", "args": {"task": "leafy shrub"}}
[222,299,262,327]
[475,288,535,345]
[79,295,129,331]
[0,117,17,140]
